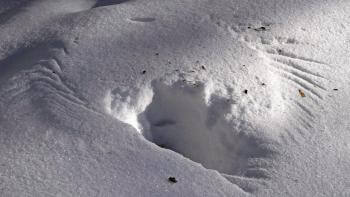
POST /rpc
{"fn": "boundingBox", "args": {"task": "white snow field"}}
[0,0,350,196]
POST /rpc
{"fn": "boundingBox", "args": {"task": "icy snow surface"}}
[0,0,350,196]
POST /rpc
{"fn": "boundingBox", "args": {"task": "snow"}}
[1,0,350,196]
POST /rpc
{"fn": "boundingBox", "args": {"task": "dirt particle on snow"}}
[243,89,248,94]
[168,177,177,183]
[141,70,147,74]
[298,89,306,97]
[249,25,270,32]
[255,26,267,31]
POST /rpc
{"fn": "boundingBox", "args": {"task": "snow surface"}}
[1,0,350,196]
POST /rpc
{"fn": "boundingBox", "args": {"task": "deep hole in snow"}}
[106,78,274,178]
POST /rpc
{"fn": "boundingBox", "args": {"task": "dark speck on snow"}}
[168,177,177,183]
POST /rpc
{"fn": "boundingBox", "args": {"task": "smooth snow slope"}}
[0,0,350,196]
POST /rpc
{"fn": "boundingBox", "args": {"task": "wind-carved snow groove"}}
[93,0,132,8]
[0,42,102,118]
[129,17,156,23]
[243,34,329,145]
[31,60,87,105]
[1,59,86,111]
[105,76,278,193]
[268,49,330,66]
[265,49,329,102]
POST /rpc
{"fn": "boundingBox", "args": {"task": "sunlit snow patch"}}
[104,85,153,132]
